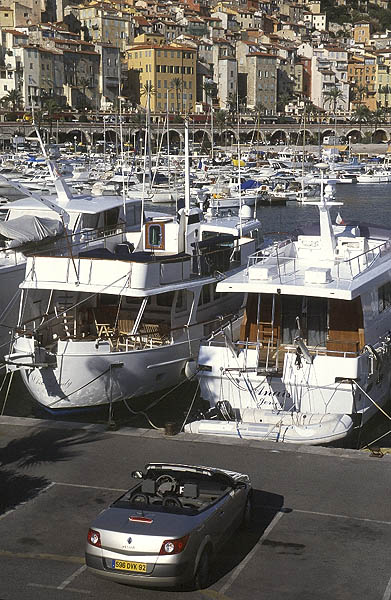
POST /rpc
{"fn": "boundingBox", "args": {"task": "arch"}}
[372,128,388,143]
[321,128,335,142]
[293,129,312,145]
[269,129,288,144]
[345,129,362,142]
[159,129,182,146]
[215,128,237,146]
[193,129,211,145]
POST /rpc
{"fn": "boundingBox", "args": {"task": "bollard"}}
[165,422,176,436]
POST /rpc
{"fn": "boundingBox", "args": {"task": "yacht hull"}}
[195,339,391,434]
[17,338,200,410]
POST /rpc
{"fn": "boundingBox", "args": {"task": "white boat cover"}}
[0,215,63,247]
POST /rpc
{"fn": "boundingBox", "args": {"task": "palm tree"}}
[352,104,371,132]
[352,83,370,107]
[322,86,345,115]
[203,80,217,109]
[140,81,156,111]
[226,93,238,124]
[42,98,60,142]
[214,109,227,144]
[379,84,391,110]
[170,77,182,114]
[2,89,23,112]
[76,76,91,111]
[252,102,266,145]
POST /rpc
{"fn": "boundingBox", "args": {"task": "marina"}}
[1,143,391,450]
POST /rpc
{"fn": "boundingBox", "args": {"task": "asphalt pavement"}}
[1,415,391,600]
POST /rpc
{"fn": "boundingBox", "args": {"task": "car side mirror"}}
[131,470,143,479]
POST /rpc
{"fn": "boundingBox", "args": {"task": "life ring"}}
[213,193,222,199]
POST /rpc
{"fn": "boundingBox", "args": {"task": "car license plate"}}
[112,559,147,572]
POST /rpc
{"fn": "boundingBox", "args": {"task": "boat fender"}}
[295,346,302,369]
[184,359,198,380]
[363,344,379,361]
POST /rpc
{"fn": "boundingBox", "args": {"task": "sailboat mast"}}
[184,120,191,213]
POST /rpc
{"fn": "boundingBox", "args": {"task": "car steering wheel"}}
[155,474,178,497]
[130,493,149,504]
[162,495,182,508]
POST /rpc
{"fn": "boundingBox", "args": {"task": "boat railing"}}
[335,239,391,280]
[24,221,127,257]
[246,239,293,270]
[204,337,360,360]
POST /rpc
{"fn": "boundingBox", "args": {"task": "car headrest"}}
[141,479,156,494]
[182,483,198,498]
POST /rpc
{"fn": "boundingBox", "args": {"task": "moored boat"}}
[184,182,391,445]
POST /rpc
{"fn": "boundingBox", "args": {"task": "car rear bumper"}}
[85,553,192,588]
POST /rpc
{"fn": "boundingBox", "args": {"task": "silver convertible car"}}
[85,462,252,589]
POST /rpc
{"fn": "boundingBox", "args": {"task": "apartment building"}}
[348,52,377,110]
[217,56,237,109]
[377,50,391,109]
[66,4,134,52]
[311,45,349,112]
[245,51,277,112]
[126,43,196,112]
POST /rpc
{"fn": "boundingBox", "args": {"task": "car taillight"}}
[87,528,101,547]
[159,534,189,555]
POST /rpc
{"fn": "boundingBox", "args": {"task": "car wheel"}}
[194,548,210,590]
[241,494,253,529]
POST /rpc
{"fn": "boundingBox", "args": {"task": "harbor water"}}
[3,183,391,449]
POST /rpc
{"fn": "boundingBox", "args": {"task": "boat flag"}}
[336,212,345,225]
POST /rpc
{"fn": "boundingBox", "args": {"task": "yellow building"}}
[127,43,196,113]
[0,7,14,27]
[348,53,377,111]
[353,21,370,45]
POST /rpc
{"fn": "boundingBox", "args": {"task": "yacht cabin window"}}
[145,222,165,250]
[378,281,391,312]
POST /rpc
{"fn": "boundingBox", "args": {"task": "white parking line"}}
[294,508,391,526]
[219,511,284,595]
[58,565,87,590]
[28,583,90,595]
[0,482,56,520]
[54,482,127,492]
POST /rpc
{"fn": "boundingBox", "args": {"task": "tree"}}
[170,77,182,114]
[42,98,60,141]
[1,89,23,112]
[203,79,217,108]
[226,93,238,123]
[214,109,228,143]
[322,86,345,114]
[352,83,370,107]
[352,104,372,131]
[76,76,91,110]
[140,81,156,111]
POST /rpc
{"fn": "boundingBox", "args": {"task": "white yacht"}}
[5,205,263,412]
[357,169,391,184]
[5,127,265,412]
[185,189,391,445]
[0,169,149,359]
